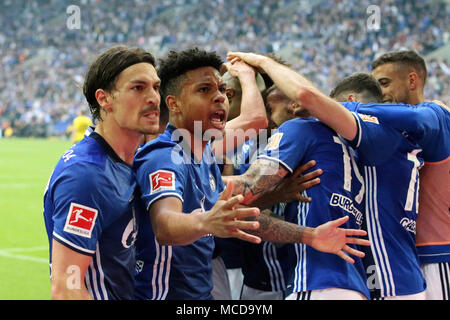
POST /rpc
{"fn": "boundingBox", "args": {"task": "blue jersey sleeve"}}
[258,119,313,172]
[350,111,406,166]
[51,162,111,256]
[351,102,449,162]
[134,145,187,211]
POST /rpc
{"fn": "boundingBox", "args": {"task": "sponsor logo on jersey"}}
[63,203,98,238]
[150,170,175,194]
[358,113,379,124]
[400,217,416,234]
[330,193,363,226]
[264,132,283,150]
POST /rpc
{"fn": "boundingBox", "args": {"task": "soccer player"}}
[227,51,448,300]
[133,48,369,300]
[133,48,262,300]
[238,85,316,300]
[212,60,267,300]
[371,50,450,300]
[43,46,161,299]
[70,109,92,144]
[225,82,370,300]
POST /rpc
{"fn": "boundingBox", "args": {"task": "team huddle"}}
[43,46,449,300]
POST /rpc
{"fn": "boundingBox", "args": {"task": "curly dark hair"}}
[157,48,223,99]
[83,45,156,122]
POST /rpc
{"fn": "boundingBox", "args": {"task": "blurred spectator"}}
[0,0,449,137]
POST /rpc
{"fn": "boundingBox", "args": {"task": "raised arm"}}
[227,52,358,141]
[213,60,268,155]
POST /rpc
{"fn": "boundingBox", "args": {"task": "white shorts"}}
[227,267,244,300]
[421,262,450,300]
[240,284,284,300]
[286,288,367,300]
[211,256,232,300]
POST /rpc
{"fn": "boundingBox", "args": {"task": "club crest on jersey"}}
[63,203,98,238]
[150,170,175,194]
[358,113,379,124]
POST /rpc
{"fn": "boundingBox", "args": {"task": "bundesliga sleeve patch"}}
[150,170,175,194]
[63,203,98,238]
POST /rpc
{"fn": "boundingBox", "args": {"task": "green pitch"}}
[0,137,72,299]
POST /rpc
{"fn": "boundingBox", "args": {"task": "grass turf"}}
[0,137,72,299]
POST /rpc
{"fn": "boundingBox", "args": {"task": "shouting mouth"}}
[209,109,227,130]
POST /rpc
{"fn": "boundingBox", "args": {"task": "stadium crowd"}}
[0,0,449,138]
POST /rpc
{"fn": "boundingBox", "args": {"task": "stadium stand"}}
[0,0,449,137]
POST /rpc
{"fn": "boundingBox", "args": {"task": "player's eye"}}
[219,86,227,94]
[132,85,144,91]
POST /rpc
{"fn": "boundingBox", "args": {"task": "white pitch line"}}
[0,246,48,264]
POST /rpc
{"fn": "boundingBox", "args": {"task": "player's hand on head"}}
[224,60,256,78]
[226,52,267,72]
[311,216,370,264]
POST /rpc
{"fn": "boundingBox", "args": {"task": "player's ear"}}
[95,89,113,112]
[288,101,297,114]
[408,72,419,91]
[166,95,181,114]
[347,94,358,102]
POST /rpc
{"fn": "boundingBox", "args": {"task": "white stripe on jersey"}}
[85,244,108,300]
[365,166,396,297]
[52,232,96,255]
[293,194,309,292]
[151,238,172,300]
[95,243,108,300]
[263,242,285,291]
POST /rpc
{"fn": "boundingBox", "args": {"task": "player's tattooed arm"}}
[244,211,370,264]
[226,158,288,205]
[247,209,309,244]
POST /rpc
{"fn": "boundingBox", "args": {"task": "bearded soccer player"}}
[43,46,161,299]
[372,50,450,300]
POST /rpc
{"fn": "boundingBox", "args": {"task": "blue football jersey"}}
[43,131,138,300]
[259,118,369,298]
[133,124,225,300]
[233,134,294,293]
[340,101,448,297]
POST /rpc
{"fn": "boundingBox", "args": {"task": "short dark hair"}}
[83,45,156,122]
[371,50,427,83]
[158,48,223,100]
[330,73,383,103]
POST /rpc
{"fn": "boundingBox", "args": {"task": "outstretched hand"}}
[204,180,261,244]
[311,216,370,264]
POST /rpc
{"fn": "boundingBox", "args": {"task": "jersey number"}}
[333,136,365,204]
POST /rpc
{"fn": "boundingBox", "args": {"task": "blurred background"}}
[0,0,449,139]
[0,0,448,299]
